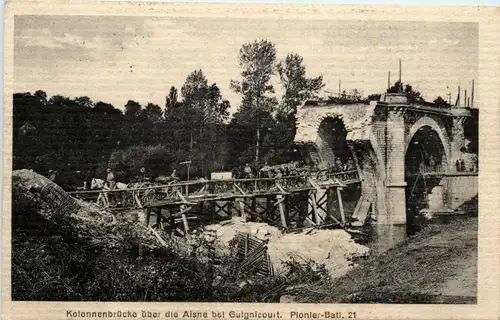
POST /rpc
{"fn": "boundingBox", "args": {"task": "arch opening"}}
[405,125,447,233]
[317,117,351,166]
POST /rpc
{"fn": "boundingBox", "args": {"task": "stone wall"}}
[294,103,375,145]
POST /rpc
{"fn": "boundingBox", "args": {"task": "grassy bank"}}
[295,197,478,303]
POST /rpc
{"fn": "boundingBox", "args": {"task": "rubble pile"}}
[268,229,369,278]
[201,218,369,279]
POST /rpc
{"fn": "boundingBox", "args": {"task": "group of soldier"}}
[236,157,356,180]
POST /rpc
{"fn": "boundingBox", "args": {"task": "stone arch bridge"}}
[295,93,478,226]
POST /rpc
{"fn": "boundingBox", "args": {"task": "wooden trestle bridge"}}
[68,169,360,236]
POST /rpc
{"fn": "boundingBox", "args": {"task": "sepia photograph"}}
[4,3,497,316]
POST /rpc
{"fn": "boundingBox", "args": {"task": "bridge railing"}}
[67,170,359,207]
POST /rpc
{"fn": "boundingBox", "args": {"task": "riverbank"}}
[294,197,478,303]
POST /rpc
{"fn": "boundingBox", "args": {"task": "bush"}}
[107,145,174,181]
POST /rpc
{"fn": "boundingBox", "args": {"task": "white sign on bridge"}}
[210,172,232,180]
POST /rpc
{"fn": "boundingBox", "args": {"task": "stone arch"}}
[317,115,388,220]
[404,116,452,230]
[405,116,451,172]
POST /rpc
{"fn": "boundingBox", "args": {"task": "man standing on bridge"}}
[260,162,271,178]
[106,168,117,205]
[244,163,252,179]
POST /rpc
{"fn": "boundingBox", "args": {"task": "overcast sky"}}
[14,16,478,113]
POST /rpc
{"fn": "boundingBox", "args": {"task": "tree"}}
[277,53,324,115]
[48,94,73,107]
[230,39,277,114]
[165,86,179,115]
[433,96,450,108]
[229,40,278,163]
[178,71,231,176]
[181,70,209,110]
[34,90,48,106]
[94,101,122,115]
[124,100,142,118]
[349,88,363,101]
[206,83,230,123]
[403,83,423,103]
[74,96,94,109]
[142,103,163,122]
[367,93,381,101]
[387,81,423,103]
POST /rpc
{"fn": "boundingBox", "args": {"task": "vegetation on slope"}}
[294,197,478,303]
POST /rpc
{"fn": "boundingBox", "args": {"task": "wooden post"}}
[239,198,246,220]
[336,188,346,225]
[471,79,474,108]
[180,204,190,233]
[299,190,309,227]
[277,194,287,228]
[245,233,249,256]
[145,208,152,227]
[134,193,143,209]
[266,196,273,216]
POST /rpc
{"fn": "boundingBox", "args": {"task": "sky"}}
[14,16,478,113]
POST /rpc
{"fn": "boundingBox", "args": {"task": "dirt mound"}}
[12,169,169,251]
[268,229,369,278]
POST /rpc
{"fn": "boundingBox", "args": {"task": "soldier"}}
[260,162,271,178]
[243,163,252,178]
[106,168,117,205]
[139,167,147,182]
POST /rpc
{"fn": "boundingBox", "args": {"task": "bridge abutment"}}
[383,107,407,225]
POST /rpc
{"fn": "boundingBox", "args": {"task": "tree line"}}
[13,40,325,185]
[14,39,464,186]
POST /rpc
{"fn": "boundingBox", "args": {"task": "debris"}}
[201,219,369,279]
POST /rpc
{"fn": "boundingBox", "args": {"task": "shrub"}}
[107,145,174,181]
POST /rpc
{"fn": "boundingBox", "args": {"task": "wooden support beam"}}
[336,188,346,225]
[304,215,317,226]
[176,190,189,204]
[310,191,321,224]
[149,226,168,248]
[245,233,249,256]
[176,227,185,236]
[277,194,288,229]
[134,193,143,209]
[239,198,246,220]
[275,182,289,195]
[234,183,247,196]
[145,208,152,227]
[308,178,322,192]
[351,195,364,220]
[180,204,190,234]
[215,201,230,217]
[169,206,193,218]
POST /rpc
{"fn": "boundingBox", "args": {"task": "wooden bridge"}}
[68,169,361,236]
